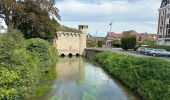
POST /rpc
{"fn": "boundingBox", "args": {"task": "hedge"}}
[94,51,170,100]
[121,36,137,50]
[146,45,170,51]
[0,30,58,99]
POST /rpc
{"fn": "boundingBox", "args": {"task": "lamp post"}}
[109,21,113,32]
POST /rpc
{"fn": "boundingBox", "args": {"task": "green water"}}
[35,57,141,100]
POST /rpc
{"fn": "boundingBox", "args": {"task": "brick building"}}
[105,30,157,47]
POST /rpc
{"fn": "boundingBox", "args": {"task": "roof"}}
[160,0,169,8]
[122,30,140,36]
[140,33,158,38]
[107,32,122,38]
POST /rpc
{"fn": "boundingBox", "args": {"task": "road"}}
[86,48,170,61]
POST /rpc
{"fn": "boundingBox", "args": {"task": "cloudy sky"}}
[56,0,161,36]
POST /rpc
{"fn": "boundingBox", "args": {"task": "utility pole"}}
[109,21,113,32]
[95,30,98,48]
[108,21,113,48]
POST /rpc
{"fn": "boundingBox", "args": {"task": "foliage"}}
[0,30,57,99]
[111,40,121,48]
[97,40,105,48]
[56,25,81,33]
[87,40,97,48]
[94,51,170,100]
[142,37,155,46]
[121,36,137,50]
[0,0,60,42]
[17,1,57,42]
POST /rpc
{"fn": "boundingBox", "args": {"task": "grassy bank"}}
[32,63,57,97]
[93,51,170,100]
[0,30,58,99]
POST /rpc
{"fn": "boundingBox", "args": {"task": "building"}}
[105,30,157,47]
[139,33,157,42]
[0,18,7,34]
[157,0,170,45]
[0,4,8,34]
[122,30,140,40]
[54,25,87,56]
[105,32,122,47]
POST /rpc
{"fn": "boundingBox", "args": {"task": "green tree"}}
[111,39,121,48]
[143,37,155,46]
[97,40,105,48]
[0,0,60,42]
[87,40,97,48]
[121,36,137,50]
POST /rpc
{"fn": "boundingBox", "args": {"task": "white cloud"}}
[56,0,161,36]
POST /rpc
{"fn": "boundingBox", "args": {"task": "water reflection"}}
[39,57,140,100]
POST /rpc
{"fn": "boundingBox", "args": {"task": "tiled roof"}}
[107,32,122,38]
[122,30,140,36]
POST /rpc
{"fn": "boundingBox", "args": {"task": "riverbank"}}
[87,51,170,100]
[30,63,57,99]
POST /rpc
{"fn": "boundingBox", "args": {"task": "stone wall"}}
[54,25,87,56]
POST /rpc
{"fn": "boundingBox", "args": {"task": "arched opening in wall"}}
[68,53,73,57]
[76,53,80,57]
[61,54,65,57]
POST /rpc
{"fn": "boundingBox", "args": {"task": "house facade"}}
[105,30,157,47]
[157,0,170,45]
[105,32,122,47]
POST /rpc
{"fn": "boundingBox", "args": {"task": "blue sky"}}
[56,0,161,36]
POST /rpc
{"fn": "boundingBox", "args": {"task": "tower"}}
[78,25,88,34]
[78,25,88,55]
[157,0,170,45]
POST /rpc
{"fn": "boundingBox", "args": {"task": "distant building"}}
[0,4,7,34]
[157,0,170,45]
[105,32,122,47]
[139,33,157,42]
[0,18,7,34]
[105,30,157,47]
[54,25,87,56]
[122,30,140,40]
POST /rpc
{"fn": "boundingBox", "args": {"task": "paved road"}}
[86,48,170,61]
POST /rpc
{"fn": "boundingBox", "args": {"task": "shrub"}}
[97,40,105,48]
[94,51,170,100]
[121,36,137,50]
[0,30,57,99]
[111,40,121,48]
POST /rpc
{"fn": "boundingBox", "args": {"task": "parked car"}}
[149,49,170,57]
[136,47,147,54]
[143,48,154,55]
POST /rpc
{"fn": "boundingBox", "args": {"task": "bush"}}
[97,40,105,48]
[94,51,170,100]
[146,45,170,51]
[121,36,136,50]
[111,40,121,48]
[0,30,57,99]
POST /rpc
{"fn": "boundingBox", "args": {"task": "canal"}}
[37,57,141,100]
